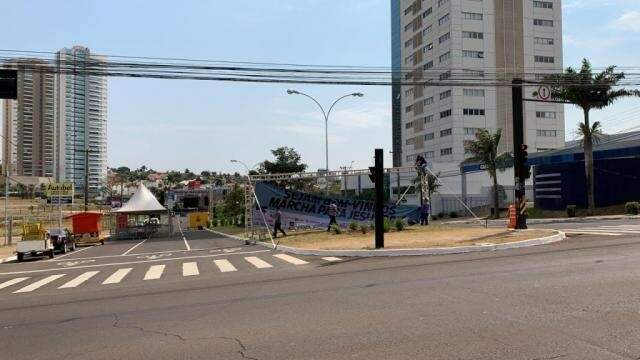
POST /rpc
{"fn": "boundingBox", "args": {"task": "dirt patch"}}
[273,225,556,250]
[0,244,16,259]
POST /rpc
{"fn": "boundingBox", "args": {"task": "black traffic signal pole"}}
[374,149,384,248]
[512,79,528,229]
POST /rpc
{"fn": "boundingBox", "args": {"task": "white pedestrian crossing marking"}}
[59,271,99,289]
[273,254,308,265]
[144,265,165,280]
[322,257,342,262]
[102,268,132,284]
[0,277,29,290]
[14,274,65,293]
[245,257,273,269]
[182,262,199,276]
[214,259,237,272]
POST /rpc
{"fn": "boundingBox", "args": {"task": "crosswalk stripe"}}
[59,271,99,289]
[0,277,30,290]
[102,268,132,284]
[214,259,237,272]
[143,265,165,280]
[182,262,199,276]
[273,254,308,265]
[14,274,65,293]
[322,257,342,262]
[245,257,273,269]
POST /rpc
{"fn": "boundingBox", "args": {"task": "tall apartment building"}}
[395,0,565,167]
[56,46,108,195]
[1,59,56,178]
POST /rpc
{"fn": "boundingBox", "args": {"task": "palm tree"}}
[542,59,640,215]
[465,129,512,219]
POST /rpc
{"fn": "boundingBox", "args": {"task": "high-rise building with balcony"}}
[396,0,565,167]
[55,46,108,195]
[1,59,56,178]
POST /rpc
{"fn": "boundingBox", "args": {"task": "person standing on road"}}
[327,202,338,231]
[273,208,286,238]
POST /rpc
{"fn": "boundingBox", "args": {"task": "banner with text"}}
[252,182,420,229]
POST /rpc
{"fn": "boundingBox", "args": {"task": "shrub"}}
[394,219,405,231]
[360,223,369,234]
[349,221,359,231]
[382,218,392,233]
[206,220,212,228]
[625,202,639,215]
[438,212,445,219]
[369,221,375,230]
[449,211,458,218]
[331,224,342,234]
[566,205,577,218]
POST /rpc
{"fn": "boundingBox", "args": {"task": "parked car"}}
[46,228,76,254]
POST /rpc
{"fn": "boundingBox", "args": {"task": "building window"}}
[534,37,554,45]
[405,88,414,97]
[406,138,415,145]
[462,31,484,39]
[440,90,452,100]
[463,88,485,97]
[440,109,452,118]
[463,108,485,116]
[406,105,413,113]
[424,97,434,105]
[438,14,450,26]
[423,43,434,52]
[424,114,434,123]
[533,1,553,9]
[537,129,557,137]
[462,50,484,58]
[404,23,412,32]
[406,122,414,129]
[438,0,449,7]
[464,140,474,154]
[536,111,557,119]
[534,19,554,27]
[535,56,555,63]
[406,155,416,162]
[463,12,483,20]
[438,32,450,44]
[425,151,434,158]
[423,7,432,18]
[424,133,434,140]
[404,4,414,15]
[405,39,413,48]
[439,51,451,63]
[424,61,434,70]
[423,25,432,36]
[464,127,481,135]
[463,69,485,77]
[441,148,453,156]
[440,71,452,80]
[440,128,452,137]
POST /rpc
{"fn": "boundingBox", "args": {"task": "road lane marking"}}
[245,257,273,269]
[122,238,148,255]
[49,245,94,260]
[214,259,237,272]
[322,257,342,262]
[177,218,191,251]
[0,277,29,290]
[273,254,308,265]
[58,271,99,288]
[560,230,622,236]
[102,268,132,284]
[144,265,165,280]
[0,249,271,276]
[182,262,199,276]
[13,274,65,293]
[39,244,247,262]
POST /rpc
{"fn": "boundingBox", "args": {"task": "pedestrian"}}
[421,200,430,225]
[327,202,338,231]
[273,208,286,238]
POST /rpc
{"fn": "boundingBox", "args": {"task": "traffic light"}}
[520,144,531,179]
[368,166,377,183]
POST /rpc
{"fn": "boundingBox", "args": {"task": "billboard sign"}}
[45,182,74,204]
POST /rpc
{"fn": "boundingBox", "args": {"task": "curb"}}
[206,229,253,244]
[207,228,566,257]
[0,255,16,264]
[445,215,640,226]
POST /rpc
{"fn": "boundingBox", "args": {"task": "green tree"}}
[260,147,307,174]
[540,59,640,215]
[464,129,512,219]
[222,184,245,219]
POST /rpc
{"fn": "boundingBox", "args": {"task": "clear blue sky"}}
[2,0,640,173]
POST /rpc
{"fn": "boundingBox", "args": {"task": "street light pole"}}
[287,90,363,171]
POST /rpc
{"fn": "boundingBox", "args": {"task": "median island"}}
[270,225,557,250]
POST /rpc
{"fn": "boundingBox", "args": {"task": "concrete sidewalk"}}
[445,214,640,226]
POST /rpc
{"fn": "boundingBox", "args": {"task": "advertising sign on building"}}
[45,182,74,204]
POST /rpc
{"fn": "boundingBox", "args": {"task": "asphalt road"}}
[1,221,640,359]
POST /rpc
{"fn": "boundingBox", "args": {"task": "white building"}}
[397,0,565,167]
[55,46,108,195]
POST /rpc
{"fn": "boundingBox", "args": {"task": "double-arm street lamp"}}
[287,90,364,171]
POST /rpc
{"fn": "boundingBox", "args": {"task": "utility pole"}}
[512,79,528,229]
[369,149,385,249]
[84,148,89,212]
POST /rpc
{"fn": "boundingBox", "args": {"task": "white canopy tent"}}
[115,183,167,215]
